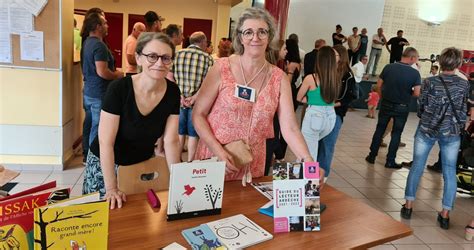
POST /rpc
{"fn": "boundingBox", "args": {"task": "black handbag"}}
[439,76,470,148]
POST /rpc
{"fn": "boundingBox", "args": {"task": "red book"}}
[0,182,69,249]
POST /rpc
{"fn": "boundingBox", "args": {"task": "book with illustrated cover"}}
[250,182,273,200]
[0,181,69,250]
[182,224,226,250]
[205,214,273,249]
[258,201,274,217]
[33,193,108,250]
[167,159,226,221]
[273,162,321,233]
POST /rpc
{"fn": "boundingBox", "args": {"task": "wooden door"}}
[183,18,212,44]
[104,12,123,69]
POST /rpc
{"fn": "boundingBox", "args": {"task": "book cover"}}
[273,162,321,233]
[205,214,273,249]
[33,193,108,250]
[182,224,226,250]
[0,181,57,202]
[250,182,273,200]
[0,183,69,250]
[167,160,226,221]
[258,201,274,218]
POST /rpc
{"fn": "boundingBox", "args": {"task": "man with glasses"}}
[174,31,214,161]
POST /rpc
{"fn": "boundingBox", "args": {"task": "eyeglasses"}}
[239,28,269,40]
[140,53,173,65]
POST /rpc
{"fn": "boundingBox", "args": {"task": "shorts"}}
[179,107,198,137]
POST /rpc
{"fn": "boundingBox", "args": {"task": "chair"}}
[117,157,169,195]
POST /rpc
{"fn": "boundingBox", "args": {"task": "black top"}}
[379,62,421,105]
[303,49,318,77]
[387,37,408,58]
[335,71,356,121]
[332,33,345,46]
[90,76,181,165]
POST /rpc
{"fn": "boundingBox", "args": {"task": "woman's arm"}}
[192,61,239,173]
[296,74,312,102]
[98,110,125,209]
[277,75,326,182]
[163,115,181,166]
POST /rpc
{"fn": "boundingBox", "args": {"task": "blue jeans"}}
[368,100,409,164]
[366,48,382,75]
[404,129,460,210]
[318,115,343,177]
[178,107,198,137]
[82,95,102,157]
[302,105,336,162]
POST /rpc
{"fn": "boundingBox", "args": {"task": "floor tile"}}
[13,172,51,184]
[369,198,405,212]
[368,244,396,249]
[391,234,424,245]
[412,226,456,244]
[44,173,82,185]
[427,244,465,250]
[336,187,366,198]
[356,187,390,198]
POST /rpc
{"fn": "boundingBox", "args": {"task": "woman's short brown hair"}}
[232,7,276,55]
[439,47,462,71]
[136,32,176,59]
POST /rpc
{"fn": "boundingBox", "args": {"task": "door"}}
[183,18,212,44]
[128,14,145,35]
[104,12,123,69]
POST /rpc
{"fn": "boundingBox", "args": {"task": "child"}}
[365,85,380,118]
[429,65,439,77]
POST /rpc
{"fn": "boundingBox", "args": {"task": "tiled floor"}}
[6,109,474,249]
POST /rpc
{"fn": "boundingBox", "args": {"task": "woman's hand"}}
[105,188,127,209]
[217,149,239,174]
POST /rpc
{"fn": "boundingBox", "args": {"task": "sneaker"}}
[400,204,412,219]
[437,213,449,230]
[385,162,402,169]
[365,155,375,164]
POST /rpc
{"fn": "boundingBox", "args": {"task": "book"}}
[182,224,226,250]
[250,182,273,200]
[205,214,273,249]
[258,201,274,217]
[273,162,321,233]
[33,193,108,250]
[167,159,226,221]
[0,182,69,250]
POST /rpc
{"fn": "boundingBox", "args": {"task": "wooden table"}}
[109,178,412,249]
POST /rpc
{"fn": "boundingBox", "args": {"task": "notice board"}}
[0,0,60,69]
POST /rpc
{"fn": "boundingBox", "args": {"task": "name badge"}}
[235,84,256,102]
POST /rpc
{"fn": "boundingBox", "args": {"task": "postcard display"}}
[167,160,226,220]
[273,162,321,232]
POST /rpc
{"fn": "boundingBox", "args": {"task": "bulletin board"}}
[0,0,60,69]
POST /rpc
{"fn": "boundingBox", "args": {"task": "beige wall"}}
[74,0,232,69]
[379,0,474,76]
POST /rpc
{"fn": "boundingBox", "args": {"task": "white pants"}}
[301,105,336,162]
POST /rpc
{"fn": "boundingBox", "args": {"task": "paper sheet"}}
[14,0,48,16]
[9,2,33,34]
[20,31,44,61]
[0,32,12,63]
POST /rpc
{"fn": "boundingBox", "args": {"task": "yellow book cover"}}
[33,193,108,250]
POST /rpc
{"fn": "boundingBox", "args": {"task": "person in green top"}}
[74,18,81,51]
[297,46,340,163]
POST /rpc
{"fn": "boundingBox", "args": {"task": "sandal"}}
[466,225,474,241]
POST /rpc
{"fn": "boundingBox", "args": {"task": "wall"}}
[286,0,385,53]
[380,0,474,76]
[0,0,75,170]
[74,0,232,69]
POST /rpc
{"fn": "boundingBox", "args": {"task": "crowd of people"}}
[76,7,473,239]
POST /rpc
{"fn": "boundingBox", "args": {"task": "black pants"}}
[368,100,409,164]
[265,116,287,175]
[389,53,402,63]
[348,49,359,66]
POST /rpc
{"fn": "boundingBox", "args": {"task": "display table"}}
[109,177,411,249]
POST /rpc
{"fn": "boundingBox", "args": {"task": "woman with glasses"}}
[83,33,181,209]
[193,7,323,184]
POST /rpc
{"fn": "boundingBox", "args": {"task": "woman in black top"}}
[285,38,301,111]
[83,33,181,209]
[317,45,356,178]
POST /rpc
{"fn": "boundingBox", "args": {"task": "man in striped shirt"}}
[174,31,214,161]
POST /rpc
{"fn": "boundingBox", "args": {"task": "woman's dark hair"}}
[80,8,104,41]
[136,32,176,59]
[315,46,339,103]
[333,45,352,78]
[285,39,301,63]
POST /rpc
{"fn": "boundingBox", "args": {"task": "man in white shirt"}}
[351,55,368,100]
[366,28,387,76]
[124,22,145,76]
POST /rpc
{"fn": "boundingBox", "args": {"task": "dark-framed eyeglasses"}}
[140,53,173,65]
[239,28,269,40]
